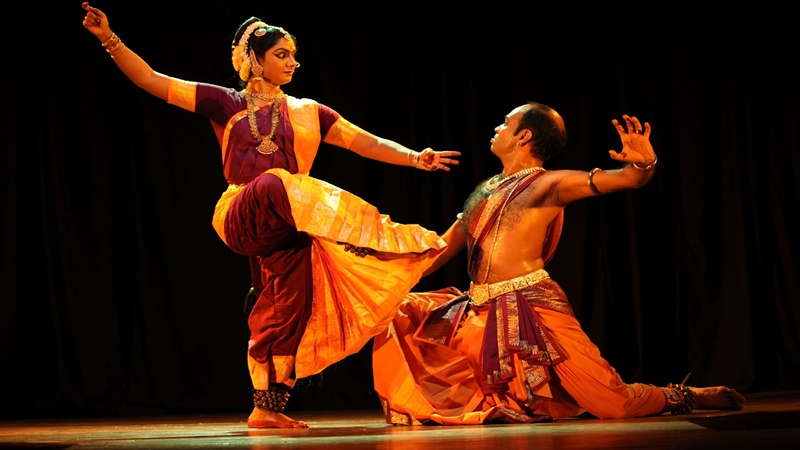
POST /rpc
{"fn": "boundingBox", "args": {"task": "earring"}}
[249,49,264,77]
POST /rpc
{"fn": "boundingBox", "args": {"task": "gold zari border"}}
[469,269,550,306]
[167,78,197,112]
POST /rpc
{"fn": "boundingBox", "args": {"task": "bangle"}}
[101,33,126,59]
[588,167,602,195]
[101,33,119,49]
[632,155,658,170]
[407,151,421,168]
[101,33,118,48]
[109,43,127,59]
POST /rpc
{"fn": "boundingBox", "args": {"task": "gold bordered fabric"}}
[166,77,197,112]
[284,96,321,174]
[413,290,469,346]
[469,269,550,306]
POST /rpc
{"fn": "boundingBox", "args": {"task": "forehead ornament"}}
[266,25,291,42]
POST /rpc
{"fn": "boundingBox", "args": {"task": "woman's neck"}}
[246,79,283,95]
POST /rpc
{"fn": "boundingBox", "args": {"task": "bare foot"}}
[247,406,308,428]
[689,386,746,411]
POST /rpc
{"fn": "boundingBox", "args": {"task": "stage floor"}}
[1,391,798,450]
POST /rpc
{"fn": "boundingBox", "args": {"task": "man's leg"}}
[535,307,744,418]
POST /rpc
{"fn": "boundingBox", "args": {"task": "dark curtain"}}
[2,3,797,419]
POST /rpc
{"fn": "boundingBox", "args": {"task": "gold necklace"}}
[244,91,283,155]
[244,89,285,102]
[483,166,544,191]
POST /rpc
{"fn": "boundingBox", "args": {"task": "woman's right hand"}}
[79,1,170,100]
[82,2,113,42]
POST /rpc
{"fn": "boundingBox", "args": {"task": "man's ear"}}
[518,128,532,146]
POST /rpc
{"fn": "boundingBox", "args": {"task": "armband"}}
[588,167,602,195]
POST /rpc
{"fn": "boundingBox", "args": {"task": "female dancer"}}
[81,2,460,428]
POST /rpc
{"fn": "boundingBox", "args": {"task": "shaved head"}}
[514,102,568,162]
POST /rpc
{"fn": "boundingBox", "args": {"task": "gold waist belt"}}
[469,269,550,306]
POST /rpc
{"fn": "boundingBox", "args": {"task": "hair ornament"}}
[272,26,291,41]
[238,57,252,82]
[232,20,268,81]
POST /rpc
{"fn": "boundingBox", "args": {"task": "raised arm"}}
[348,129,461,171]
[545,115,657,206]
[82,2,170,100]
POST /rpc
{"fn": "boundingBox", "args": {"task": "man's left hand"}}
[608,115,656,166]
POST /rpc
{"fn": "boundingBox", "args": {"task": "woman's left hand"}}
[416,148,461,171]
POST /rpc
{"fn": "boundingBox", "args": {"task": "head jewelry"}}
[231,20,293,82]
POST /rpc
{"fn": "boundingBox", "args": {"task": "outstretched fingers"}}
[435,151,461,170]
[625,115,652,138]
[419,149,461,171]
[609,115,654,163]
[613,115,651,137]
[625,115,640,135]
[610,118,630,160]
[611,118,626,137]
[642,121,652,138]
[608,149,625,161]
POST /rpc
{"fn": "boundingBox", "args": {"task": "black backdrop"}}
[2,3,798,419]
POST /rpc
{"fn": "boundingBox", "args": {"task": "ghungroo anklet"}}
[253,383,291,412]
[663,373,696,415]
[338,242,375,258]
[668,383,696,415]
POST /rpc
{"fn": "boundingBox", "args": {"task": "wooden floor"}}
[1,391,798,450]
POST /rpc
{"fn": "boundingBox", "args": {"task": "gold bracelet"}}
[109,43,127,59]
[407,151,420,168]
[632,155,658,170]
[101,33,118,48]
[105,40,121,53]
[588,167,602,195]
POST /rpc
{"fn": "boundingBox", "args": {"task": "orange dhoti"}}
[373,269,667,425]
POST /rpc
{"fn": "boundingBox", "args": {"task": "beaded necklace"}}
[243,90,285,155]
[483,166,544,191]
